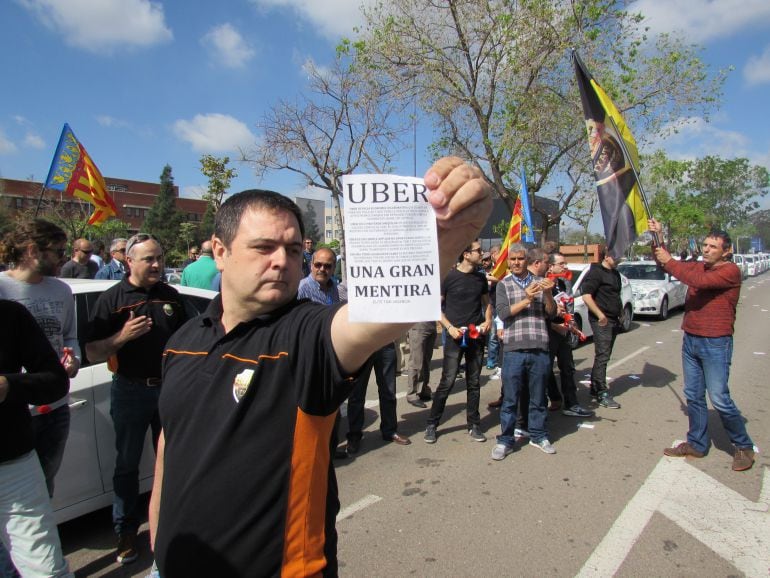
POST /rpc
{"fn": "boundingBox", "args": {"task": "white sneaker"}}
[491,443,513,461]
[490,367,501,380]
[529,439,556,454]
[513,428,529,441]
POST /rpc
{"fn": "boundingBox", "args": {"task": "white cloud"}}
[96,115,130,128]
[201,23,255,69]
[17,0,172,53]
[648,116,752,160]
[0,129,18,154]
[744,44,770,86]
[180,185,207,200]
[173,113,256,154]
[250,0,375,41]
[631,0,770,44]
[23,133,45,149]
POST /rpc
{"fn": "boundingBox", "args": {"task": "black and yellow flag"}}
[573,51,648,260]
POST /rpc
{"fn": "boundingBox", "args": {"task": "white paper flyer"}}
[341,174,441,323]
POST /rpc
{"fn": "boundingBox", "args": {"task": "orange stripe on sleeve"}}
[281,409,336,578]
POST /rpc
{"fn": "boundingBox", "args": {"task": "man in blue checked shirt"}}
[298,247,339,305]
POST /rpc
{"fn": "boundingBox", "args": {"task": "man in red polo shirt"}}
[649,219,755,472]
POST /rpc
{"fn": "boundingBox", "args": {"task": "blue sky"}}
[1,0,769,224]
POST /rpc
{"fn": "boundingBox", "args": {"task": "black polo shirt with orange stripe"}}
[86,278,188,379]
[155,295,366,577]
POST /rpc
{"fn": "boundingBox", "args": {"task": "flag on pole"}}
[518,166,535,244]
[491,169,534,279]
[43,124,118,225]
[573,51,648,260]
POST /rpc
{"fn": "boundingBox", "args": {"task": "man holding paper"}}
[150,157,492,577]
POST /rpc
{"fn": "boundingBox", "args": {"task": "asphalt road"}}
[59,275,770,577]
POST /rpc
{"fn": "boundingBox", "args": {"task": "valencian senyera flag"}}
[43,124,118,225]
[573,51,648,260]
[491,167,535,279]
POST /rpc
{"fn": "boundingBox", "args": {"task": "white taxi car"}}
[52,279,216,523]
[617,261,687,320]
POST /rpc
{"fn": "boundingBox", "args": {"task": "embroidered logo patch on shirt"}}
[162,303,174,316]
[232,368,255,403]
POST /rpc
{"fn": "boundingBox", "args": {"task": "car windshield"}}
[617,264,665,281]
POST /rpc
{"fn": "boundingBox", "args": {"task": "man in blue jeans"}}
[650,220,755,471]
[86,233,188,564]
[580,249,623,409]
[492,246,557,459]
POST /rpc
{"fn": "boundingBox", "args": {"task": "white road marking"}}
[607,346,650,372]
[364,391,406,409]
[578,459,770,577]
[336,494,383,522]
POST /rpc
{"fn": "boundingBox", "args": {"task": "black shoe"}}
[408,398,427,408]
[418,390,433,401]
[346,436,362,454]
[116,533,138,565]
[598,394,621,409]
[424,425,437,444]
[334,448,348,460]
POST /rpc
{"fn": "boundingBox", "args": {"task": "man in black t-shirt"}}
[580,249,623,409]
[424,239,493,444]
[149,158,492,577]
[86,234,188,566]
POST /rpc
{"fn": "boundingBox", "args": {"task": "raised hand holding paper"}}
[342,174,441,323]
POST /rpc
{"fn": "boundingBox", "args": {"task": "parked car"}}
[732,254,749,280]
[566,263,634,348]
[742,254,758,276]
[164,267,183,284]
[51,279,216,523]
[617,261,687,320]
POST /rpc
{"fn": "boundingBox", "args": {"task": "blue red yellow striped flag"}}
[43,124,117,225]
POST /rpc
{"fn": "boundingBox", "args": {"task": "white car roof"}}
[60,278,218,299]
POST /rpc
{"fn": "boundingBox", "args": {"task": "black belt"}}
[118,375,162,387]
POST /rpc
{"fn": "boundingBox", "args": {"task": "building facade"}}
[0,176,208,233]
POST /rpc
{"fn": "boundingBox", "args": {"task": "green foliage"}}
[645,151,768,251]
[143,165,183,253]
[199,155,237,212]
[198,204,215,242]
[355,0,726,229]
[492,218,509,239]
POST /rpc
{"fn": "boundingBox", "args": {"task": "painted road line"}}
[578,459,770,577]
[607,346,650,372]
[337,494,383,522]
[364,391,407,409]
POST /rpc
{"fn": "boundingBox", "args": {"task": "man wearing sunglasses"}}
[95,238,128,280]
[86,233,188,566]
[298,247,339,305]
[59,238,98,279]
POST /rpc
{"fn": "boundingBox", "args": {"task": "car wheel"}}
[620,304,633,332]
[657,297,669,321]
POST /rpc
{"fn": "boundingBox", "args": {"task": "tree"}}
[199,155,237,212]
[242,51,410,271]
[301,200,322,243]
[198,204,215,242]
[646,151,768,250]
[144,165,183,253]
[355,0,726,230]
[689,156,768,229]
[178,222,198,255]
[750,209,770,251]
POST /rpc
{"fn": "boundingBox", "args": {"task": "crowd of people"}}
[0,156,756,577]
